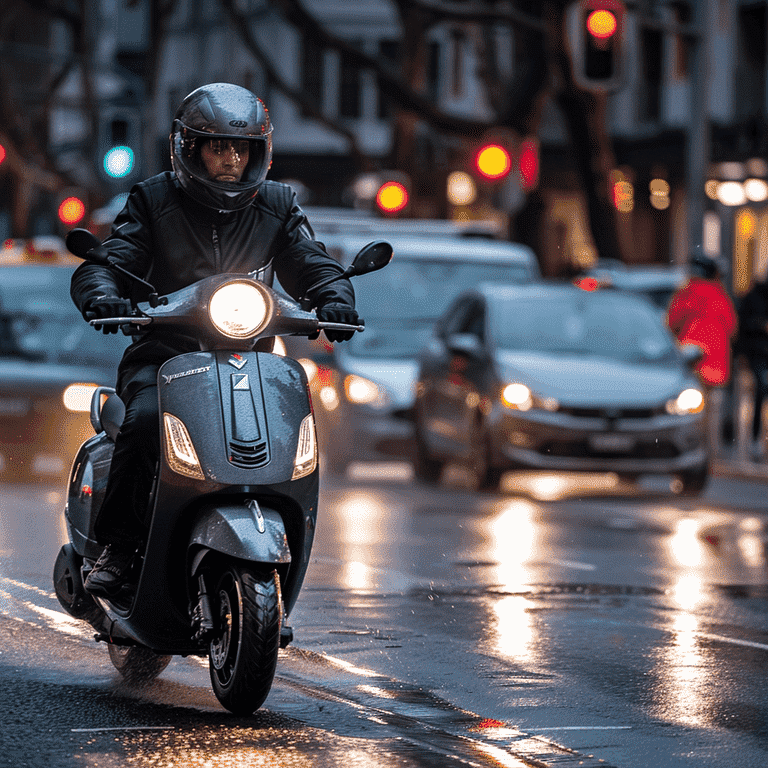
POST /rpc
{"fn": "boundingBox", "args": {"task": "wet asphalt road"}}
[1,467,768,767]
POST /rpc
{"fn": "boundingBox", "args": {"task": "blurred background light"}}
[716,181,747,206]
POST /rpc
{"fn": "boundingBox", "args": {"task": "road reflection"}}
[488,500,537,660]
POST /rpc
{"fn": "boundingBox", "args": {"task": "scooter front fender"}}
[190,502,292,567]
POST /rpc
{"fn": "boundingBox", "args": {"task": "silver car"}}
[414,282,709,495]
[306,234,540,474]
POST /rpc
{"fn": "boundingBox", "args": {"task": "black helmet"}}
[170,83,273,211]
[689,247,720,280]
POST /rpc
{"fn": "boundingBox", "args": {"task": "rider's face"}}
[200,139,250,182]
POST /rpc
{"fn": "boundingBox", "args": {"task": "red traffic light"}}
[518,139,539,191]
[376,181,409,214]
[58,196,86,226]
[475,144,512,181]
[573,0,625,90]
[586,9,618,39]
[0,144,6,166]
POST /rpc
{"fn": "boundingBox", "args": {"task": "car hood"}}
[336,353,419,409]
[496,350,691,406]
[0,358,115,393]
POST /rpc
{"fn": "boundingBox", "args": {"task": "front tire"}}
[676,463,709,497]
[414,427,443,484]
[209,565,281,715]
[108,645,171,684]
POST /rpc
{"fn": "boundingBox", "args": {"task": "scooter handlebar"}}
[88,317,152,326]
[316,321,365,333]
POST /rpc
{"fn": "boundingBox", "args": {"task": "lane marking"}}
[696,632,768,652]
[527,726,632,731]
[72,727,174,732]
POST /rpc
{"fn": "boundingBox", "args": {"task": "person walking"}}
[666,250,737,453]
[736,277,768,459]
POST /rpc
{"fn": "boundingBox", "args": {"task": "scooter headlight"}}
[163,412,205,480]
[292,413,317,480]
[209,280,271,339]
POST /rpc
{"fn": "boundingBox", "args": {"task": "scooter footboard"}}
[189,502,292,567]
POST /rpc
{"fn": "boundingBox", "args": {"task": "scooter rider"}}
[70,83,359,598]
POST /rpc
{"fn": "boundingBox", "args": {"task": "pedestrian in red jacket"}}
[667,252,737,387]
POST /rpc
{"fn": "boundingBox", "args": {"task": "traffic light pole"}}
[686,0,717,261]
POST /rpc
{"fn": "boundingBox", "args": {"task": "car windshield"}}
[0,266,129,368]
[490,291,678,365]
[350,259,531,359]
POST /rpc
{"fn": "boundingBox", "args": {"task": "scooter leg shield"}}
[189,504,292,567]
[53,543,102,622]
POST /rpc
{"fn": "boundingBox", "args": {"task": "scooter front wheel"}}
[108,644,172,684]
[208,564,281,715]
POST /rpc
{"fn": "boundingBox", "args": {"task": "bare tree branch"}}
[217,0,374,170]
[271,0,494,138]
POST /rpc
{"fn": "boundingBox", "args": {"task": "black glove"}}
[316,303,360,343]
[83,295,132,334]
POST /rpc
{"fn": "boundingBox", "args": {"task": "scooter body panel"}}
[88,349,318,652]
[189,504,291,565]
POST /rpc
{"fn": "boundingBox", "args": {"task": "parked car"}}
[0,243,129,482]
[414,282,709,495]
[581,261,687,314]
[298,233,541,473]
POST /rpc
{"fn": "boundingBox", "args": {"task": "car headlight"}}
[63,383,98,412]
[344,374,383,405]
[501,383,533,411]
[666,387,705,415]
[501,383,559,413]
[208,280,271,339]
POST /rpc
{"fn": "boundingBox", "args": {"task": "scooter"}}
[53,228,392,714]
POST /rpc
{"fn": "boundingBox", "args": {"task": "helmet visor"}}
[175,127,271,192]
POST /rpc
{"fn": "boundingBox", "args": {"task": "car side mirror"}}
[446,332,483,358]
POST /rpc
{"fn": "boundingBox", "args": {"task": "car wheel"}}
[675,464,709,497]
[470,420,503,492]
[414,429,443,484]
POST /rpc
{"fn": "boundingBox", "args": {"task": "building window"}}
[377,40,400,120]
[736,3,767,119]
[301,35,323,117]
[639,28,663,122]
[340,44,362,119]
[427,40,441,101]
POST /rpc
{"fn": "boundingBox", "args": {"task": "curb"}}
[711,459,768,482]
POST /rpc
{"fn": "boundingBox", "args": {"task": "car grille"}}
[228,439,269,468]
[557,405,665,419]
[541,439,679,460]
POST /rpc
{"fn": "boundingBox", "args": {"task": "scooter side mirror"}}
[65,228,111,265]
[347,241,393,276]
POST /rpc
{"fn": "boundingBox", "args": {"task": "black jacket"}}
[71,173,354,385]
[737,281,768,359]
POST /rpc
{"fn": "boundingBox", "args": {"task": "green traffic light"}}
[104,146,134,178]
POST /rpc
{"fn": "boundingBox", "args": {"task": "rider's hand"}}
[316,303,360,343]
[84,295,132,334]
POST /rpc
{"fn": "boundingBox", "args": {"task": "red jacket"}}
[667,277,737,386]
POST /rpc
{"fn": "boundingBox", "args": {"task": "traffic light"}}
[57,189,87,227]
[0,143,6,167]
[517,139,539,191]
[101,115,138,180]
[376,179,409,215]
[474,143,512,181]
[571,0,625,91]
